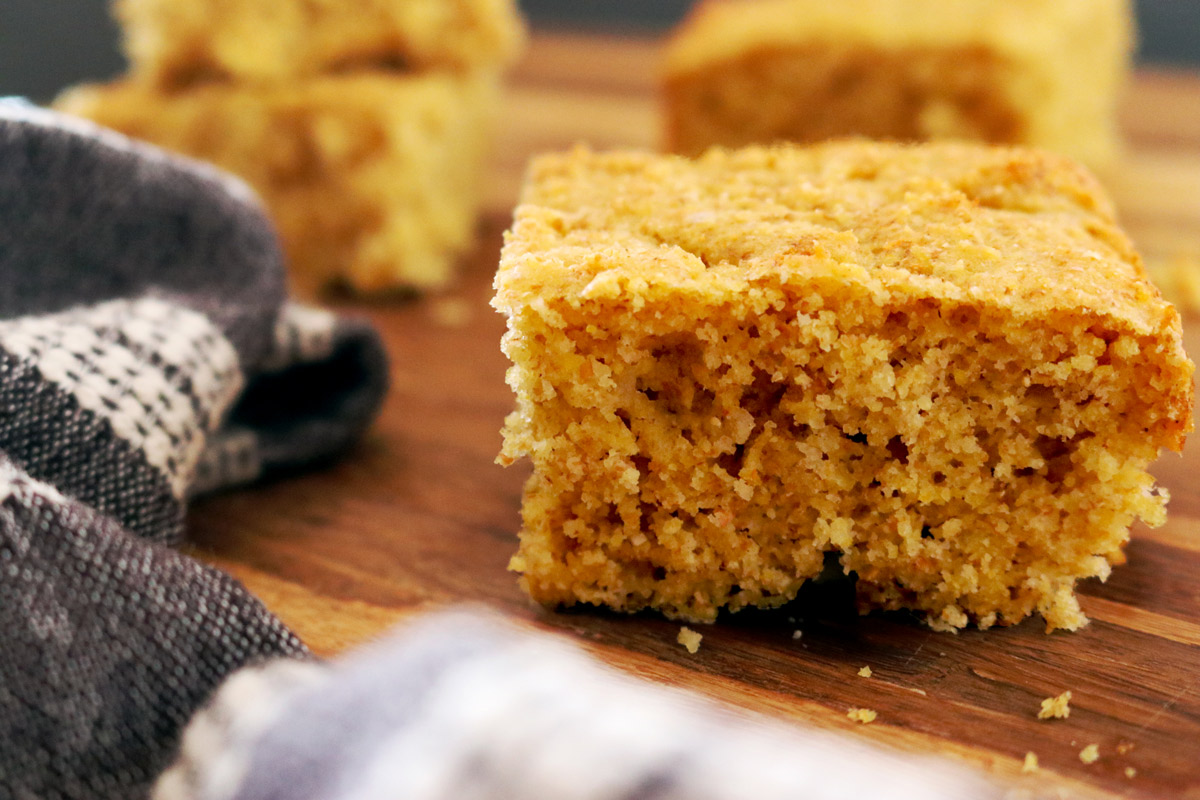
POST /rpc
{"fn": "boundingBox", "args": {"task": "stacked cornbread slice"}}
[60,0,525,298]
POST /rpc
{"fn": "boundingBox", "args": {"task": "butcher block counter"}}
[188,34,1200,800]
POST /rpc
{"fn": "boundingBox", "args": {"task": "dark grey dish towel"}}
[0,99,387,799]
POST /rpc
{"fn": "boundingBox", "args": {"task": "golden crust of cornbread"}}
[58,72,499,297]
[115,0,526,86]
[495,142,1194,632]
[663,0,1133,167]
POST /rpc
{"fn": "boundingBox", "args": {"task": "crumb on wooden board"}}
[847,707,877,724]
[1038,690,1072,720]
[430,296,474,328]
[677,626,703,654]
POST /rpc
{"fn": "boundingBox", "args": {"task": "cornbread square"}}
[58,72,500,297]
[663,0,1133,167]
[115,0,525,86]
[495,142,1193,631]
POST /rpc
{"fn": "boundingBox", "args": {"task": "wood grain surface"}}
[188,34,1200,800]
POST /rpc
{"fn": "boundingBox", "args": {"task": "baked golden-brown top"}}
[500,142,1186,429]
[116,0,526,85]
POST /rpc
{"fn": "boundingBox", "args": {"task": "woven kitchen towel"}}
[152,611,1001,800]
[0,100,387,799]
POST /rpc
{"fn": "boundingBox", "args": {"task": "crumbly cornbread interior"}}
[666,45,1024,157]
[495,143,1193,631]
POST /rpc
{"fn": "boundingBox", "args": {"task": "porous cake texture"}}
[115,0,526,87]
[495,142,1193,632]
[59,73,499,297]
[663,0,1133,167]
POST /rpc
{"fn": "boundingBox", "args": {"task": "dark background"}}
[0,1,1196,102]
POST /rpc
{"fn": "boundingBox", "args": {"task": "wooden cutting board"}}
[189,34,1200,800]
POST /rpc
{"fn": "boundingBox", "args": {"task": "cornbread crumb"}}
[677,626,703,654]
[1116,741,1134,755]
[1079,744,1100,764]
[1021,752,1039,774]
[431,297,474,329]
[1038,691,1073,720]
[858,666,873,678]
[495,142,1194,630]
[792,630,803,641]
[1124,767,1137,778]
[847,708,877,724]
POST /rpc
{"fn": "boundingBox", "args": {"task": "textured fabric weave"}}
[0,459,306,799]
[0,100,387,799]
[154,612,1001,800]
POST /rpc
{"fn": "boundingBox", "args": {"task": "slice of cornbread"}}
[58,72,499,297]
[663,0,1133,167]
[494,142,1193,632]
[115,0,526,87]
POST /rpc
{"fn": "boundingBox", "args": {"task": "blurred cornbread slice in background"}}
[494,141,1193,632]
[58,0,524,298]
[59,72,499,297]
[115,0,526,86]
[663,0,1133,167]
[1144,252,1200,317]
